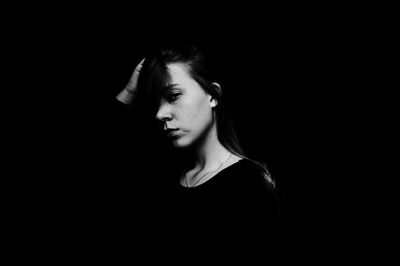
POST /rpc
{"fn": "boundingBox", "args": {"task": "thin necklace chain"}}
[185,153,233,188]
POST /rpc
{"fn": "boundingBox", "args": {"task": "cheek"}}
[187,98,212,128]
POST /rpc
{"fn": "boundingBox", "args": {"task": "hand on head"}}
[125,58,145,93]
[116,58,145,105]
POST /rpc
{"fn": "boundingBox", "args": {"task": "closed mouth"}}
[165,128,179,137]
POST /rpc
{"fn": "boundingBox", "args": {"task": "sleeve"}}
[212,170,280,254]
[221,167,280,247]
[238,173,279,231]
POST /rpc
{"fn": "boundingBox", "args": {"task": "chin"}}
[171,140,188,149]
[171,137,193,149]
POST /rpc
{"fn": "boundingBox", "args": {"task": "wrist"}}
[125,89,136,94]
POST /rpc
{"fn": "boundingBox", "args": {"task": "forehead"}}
[166,63,194,87]
[162,63,206,99]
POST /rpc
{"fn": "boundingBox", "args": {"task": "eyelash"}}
[166,93,181,103]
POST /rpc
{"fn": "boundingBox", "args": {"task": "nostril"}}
[156,110,172,122]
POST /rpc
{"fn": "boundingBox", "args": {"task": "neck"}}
[190,122,231,172]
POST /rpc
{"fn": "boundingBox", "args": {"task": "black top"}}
[159,159,279,252]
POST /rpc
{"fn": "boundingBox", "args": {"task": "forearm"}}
[116,89,137,105]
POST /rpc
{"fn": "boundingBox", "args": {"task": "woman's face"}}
[156,63,216,149]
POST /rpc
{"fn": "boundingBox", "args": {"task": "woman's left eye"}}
[167,93,181,102]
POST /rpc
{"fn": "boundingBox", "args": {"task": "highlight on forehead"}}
[155,63,190,96]
[140,54,194,112]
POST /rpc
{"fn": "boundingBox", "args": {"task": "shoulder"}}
[230,159,275,192]
[220,159,277,209]
[223,159,279,236]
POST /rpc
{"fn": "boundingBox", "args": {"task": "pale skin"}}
[117,60,242,187]
[116,58,145,105]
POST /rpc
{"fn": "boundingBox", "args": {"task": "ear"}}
[209,82,221,108]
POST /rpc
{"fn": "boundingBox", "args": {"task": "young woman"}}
[116,44,279,249]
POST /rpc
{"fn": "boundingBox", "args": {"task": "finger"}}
[135,58,146,72]
[124,58,145,92]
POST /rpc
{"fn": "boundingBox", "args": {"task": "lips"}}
[165,128,179,137]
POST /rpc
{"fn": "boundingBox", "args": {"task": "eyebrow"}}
[162,84,184,94]
[163,84,179,90]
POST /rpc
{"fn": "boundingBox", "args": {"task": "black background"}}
[4,3,367,261]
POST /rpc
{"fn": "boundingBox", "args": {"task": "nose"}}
[156,103,173,122]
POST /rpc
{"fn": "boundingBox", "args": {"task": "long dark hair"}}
[137,44,274,187]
